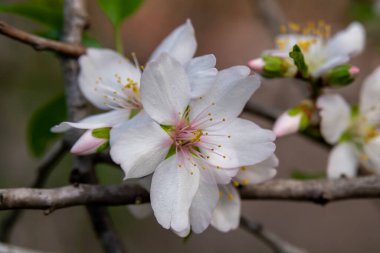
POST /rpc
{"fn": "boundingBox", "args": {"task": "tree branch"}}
[240,216,309,253]
[0,20,85,57]
[0,140,68,242]
[0,176,379,211]
[0,242,53,253]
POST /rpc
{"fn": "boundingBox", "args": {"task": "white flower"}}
[51,20,217,154]
[211,155,278,232]
[110,54,276,236]
[317,66,380,178]
[251,22,365,78]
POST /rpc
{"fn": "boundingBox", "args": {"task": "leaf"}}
[289,44,309,78]
[27,94,67,157]
[290,170,325,180]
[97,0,144,27]
[0,1,63,30]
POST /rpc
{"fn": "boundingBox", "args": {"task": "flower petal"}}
[110,121,171,179]
[141,54,191,125]
[235,154,278,185]
[327,142,358,179]
[185,54,218,98]
[79,48,141,110]
[149,19,196,65]
[200,118,276,169]
[273,111,302,137]
[326,22,365,59]
[70,130,108,155]
[363,136,380,174]
[211,184,240,232]
[51,109,131,132]
[189,180,219,234]
[359,66,380,125]
[317,94,351,144]
[151,156,200,232]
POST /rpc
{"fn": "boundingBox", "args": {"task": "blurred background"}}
[0,0,380,252]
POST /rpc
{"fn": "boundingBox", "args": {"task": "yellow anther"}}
[240,166,247,171]
[242,179,249,185]
[232,181,240,187]
[289,22,301,32]
[227,194,234,200]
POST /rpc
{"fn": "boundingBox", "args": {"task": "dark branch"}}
[0,21,86,57]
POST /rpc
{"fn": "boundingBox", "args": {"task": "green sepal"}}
[160,125,174,133]
[287,107,302,116]
[96,141,110,153]
[129,108,140,119]
[326,64,354,87]
[165,145,176,159]
[92,127,111,139]
[338,131,353,143]
[289,44,309,78]
[262,55,289,78]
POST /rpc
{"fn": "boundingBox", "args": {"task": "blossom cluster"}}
[52,20,277,236]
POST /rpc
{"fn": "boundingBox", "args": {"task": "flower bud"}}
[248,56,290,78]
[273,111,302,137]
[71,129,108,155]
[325,64,359,87]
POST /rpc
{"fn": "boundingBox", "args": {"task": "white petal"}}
[141,54,191,125]
[317,94,351,144]
[149,19,196,65]
[327,142,358,179]
[199,163,239,185]
[312,55,350,78]
[360,66,380,125]
[272,112,302,137]
[235,154,278,185]
[185,54,218,98]
[211,184,240,232]
[110,121,171,179]
[79,48,141,110]
[51,109,131,132]
[151,156,200,232]
[363,136,380,174]
[189,180,219,234]
[189,67,259,124]
[70,130,108,155]
[201,118,276,169]
[326,22,365,59]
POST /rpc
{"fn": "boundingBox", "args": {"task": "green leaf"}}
[97,0,144,27]
[92,127,111,139]
[27,94,67,157]
[0,1,63,30]
[289,44,309,78]
[291,170,325,180]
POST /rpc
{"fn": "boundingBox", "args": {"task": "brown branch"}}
[0,20,86,57]
[0,176,379,211]
[240,216,309,253]
[0,140,68,242]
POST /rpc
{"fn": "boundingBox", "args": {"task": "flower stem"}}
[114,24,124,55]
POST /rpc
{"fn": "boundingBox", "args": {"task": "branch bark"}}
[0,21,85,57]
[240,216,309,253]
[0,176,379,210]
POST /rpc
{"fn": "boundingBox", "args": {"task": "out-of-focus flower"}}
[249,21,365,79]
[51,20,217,154]
[317,66,380,178]
[110,54,276,236]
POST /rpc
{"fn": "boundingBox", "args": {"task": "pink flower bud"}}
[248,58,265,72]
[349,66,360,76]
[71,130,108,155]
[273,112,302,137]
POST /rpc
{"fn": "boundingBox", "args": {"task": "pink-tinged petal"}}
[327,142,358,179]
[110,121,171,179]
[349,66,360,76]
[273,112,302,137]
[70,130,107,155]
[151,156,200,233]
[79,48,141,110]
[189,179,219,234]
[149,19,196,65]
[211,184,240,232]
[360,66,380,125]
[201,118,276,169]
[51,109,130,133]
[141,54,191,125]
[248,58,265,72]
[317,94,351,144]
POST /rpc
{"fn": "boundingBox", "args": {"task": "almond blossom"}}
[249,21,365,78]
[110,54,276,236]
[51,20,217,154]
[317,66,380,178]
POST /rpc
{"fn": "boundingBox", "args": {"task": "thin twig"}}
[0,21,86,57]
[0,176,379,210]
[240,216,309,253]
[0,140,68,242]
